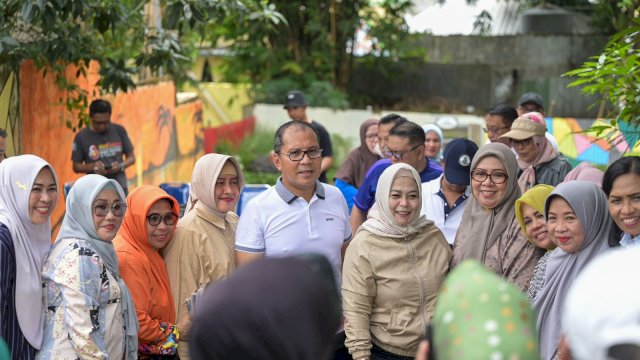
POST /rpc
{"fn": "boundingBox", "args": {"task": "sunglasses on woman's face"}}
[92,201,126,217]
[147,213,179,226]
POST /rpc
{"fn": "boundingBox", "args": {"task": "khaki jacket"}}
[162,207,238,359]
[342,225,452,359]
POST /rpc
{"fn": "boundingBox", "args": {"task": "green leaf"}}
[21,1,34,23]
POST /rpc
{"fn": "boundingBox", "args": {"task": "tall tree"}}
[0,0,283,127]
[210,0,417,107]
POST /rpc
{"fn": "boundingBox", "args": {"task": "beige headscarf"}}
[455,142,522,262]
[185,153,245,217]
[361,163,432,238]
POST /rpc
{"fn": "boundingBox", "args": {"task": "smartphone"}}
[424,323,436,360]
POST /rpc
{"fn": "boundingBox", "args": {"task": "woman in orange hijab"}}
[114,185,186,359]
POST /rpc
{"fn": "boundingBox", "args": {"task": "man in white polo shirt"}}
[235,121,352,280]
[421,138,478,245]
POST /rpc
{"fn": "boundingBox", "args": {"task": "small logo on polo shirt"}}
[458,155,471,167]
[326,217,334,221]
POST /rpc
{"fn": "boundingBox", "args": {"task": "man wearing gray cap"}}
[284,90,334,183]
[517,92,545,116]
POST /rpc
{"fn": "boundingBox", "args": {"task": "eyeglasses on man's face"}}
[93,201,127,217]
[511,138,533,148]
[471,170,508,184]
[383,144,422,161]
[278,148,323,161]
[482,125,510,134]
[147,213,179,226]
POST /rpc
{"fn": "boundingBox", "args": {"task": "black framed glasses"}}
[511,138,533,148]
[147,213,179,226]
[93,201,127,217]
[383,143,422,161]
[482,126,510,134]
[278,148,323,161]
[471,170,508,184]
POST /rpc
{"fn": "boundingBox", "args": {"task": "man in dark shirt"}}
[72,99,135,194]
[284,90,334,183]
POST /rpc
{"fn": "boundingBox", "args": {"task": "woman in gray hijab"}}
[452,143,544,291]
[533,180,612,360]
[37,175,138,360]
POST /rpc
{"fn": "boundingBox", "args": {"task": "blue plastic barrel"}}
[237,184,271,216]
[64,181,75,198]
[159,182,190,217]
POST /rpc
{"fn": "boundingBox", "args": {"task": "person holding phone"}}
[72,99,135,194]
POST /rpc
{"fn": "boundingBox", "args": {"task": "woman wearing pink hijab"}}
[563,161,604,188]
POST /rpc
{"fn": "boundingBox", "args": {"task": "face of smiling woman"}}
[607,173,640,237]
[215,161,241,213]
[471,156,508,210]
[388,175,420,225]
[29,167,58,224]
[546,196,586,253]
[92,189,124,242]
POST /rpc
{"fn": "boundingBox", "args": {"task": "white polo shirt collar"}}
[275,177,326,204]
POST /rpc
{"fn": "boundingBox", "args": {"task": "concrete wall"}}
[350,34,609,118]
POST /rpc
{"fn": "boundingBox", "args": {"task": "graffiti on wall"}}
[547,117,637,166]
[0,69,21,156]
[19,61,206,233]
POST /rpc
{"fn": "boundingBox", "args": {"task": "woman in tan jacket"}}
[163,153,245,359]
[342,163,452,360]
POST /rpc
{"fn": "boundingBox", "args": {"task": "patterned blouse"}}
[527,251,551,303]
[36,238,125,360]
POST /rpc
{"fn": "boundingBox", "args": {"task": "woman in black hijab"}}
[189,255,341,360]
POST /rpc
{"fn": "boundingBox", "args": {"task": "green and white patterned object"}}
[433,261,540,360]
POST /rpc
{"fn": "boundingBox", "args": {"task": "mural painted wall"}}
[19,61,206,233]
[0,70,19,157]
[547,117,640,166]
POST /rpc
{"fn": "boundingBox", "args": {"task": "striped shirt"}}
[0,224,37,359]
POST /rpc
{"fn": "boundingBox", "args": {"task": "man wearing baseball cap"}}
[283,90,334,183]
[421,138,479,245]
[516,91,561,152]
[517,92,545,116]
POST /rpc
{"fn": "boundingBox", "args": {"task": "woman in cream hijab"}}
[163,153,245,359]
[342,163,451,360]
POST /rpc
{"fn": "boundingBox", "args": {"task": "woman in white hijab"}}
[0,155,58,359]
[562,247,640,360]
[533,180,612,360]
[37,175,138,360]
[342,163,451,360]
[421,124,443,162]
[163,153,245,360]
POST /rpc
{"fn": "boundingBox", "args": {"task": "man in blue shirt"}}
[350,121,443,234]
